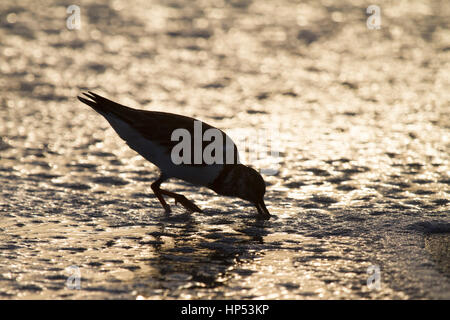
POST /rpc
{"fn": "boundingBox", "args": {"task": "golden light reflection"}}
[0,0,448,300]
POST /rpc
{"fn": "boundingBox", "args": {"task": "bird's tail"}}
[77,91,139,122]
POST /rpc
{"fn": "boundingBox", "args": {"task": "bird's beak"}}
[256,200,271,220]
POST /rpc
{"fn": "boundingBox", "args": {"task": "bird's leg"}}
[158,189,203,213]
[151,175,171,213]
[151,174,203,213]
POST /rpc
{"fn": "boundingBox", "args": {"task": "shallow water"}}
[0,0,449,299]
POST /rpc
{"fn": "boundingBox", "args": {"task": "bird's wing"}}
[78,92,239,165]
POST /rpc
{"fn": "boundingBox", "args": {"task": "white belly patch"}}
[101,113,223,186]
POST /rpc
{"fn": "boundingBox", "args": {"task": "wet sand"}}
[0,0,449,299]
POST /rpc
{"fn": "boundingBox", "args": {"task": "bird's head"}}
[213,164,271,220]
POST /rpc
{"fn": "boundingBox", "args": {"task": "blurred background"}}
[0,0,449,299]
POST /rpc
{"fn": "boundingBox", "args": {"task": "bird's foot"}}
[163,204,171,214]
[256,213,271,220]
[173,195,203,213]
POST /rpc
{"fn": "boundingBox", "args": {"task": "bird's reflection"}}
[135,207,273,295]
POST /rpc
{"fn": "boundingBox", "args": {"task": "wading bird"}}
[78,92,271,219]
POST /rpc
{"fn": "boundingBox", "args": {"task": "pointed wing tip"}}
[77,92,100,106]
[77,96,92,105]
[87,91,104,99]
[81,91,95,99]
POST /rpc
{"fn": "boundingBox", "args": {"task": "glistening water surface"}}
[0,0,449,299]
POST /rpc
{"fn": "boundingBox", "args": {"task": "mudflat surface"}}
[0,0,449,299]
